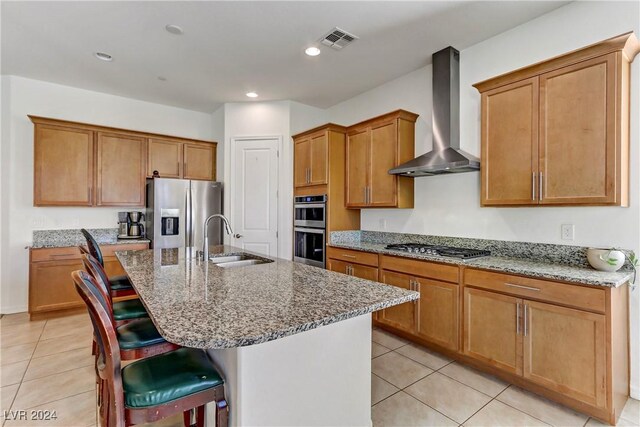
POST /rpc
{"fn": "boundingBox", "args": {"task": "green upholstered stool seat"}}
[117,319,166,350]
[110,275,134,292]
[113,299,148,321]
[122,348,224,408]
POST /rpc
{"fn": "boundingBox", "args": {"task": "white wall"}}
[222,101,292,258]
[327,1,640,396]
[0,76,215,313]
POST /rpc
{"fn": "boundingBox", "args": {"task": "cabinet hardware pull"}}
[532,172,536,201]
[524,304,529,336]
[409,280,414,291]
[505,283,540,292]
[539,172,543,201]
[342,254,356,259]
[348,265,353,275]
[308,168,311,184]
[516,302,521,335]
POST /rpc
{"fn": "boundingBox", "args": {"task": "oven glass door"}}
[294,204,326,228]
[294,227,325,268]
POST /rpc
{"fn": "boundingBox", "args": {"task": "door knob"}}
[234,234,243,238]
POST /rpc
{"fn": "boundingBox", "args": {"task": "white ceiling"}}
[1,1,569,112]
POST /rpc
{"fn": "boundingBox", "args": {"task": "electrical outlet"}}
[561,224,575,241]
[32,216,45,228]
[378,218,387,230]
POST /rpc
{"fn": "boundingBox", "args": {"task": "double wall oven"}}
[293,195,326,268]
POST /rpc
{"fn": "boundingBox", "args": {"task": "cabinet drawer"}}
[380,255,459,284]
[464,268,605,313]
[327,247,378,267]
[31,247,81,262]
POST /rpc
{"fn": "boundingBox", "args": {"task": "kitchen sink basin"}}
[209,253,273,268]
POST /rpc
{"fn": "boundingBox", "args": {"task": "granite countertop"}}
[31,228,150,249]
[328,241,634,288]
[116,245,418,349]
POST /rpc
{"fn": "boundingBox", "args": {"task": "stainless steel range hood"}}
[389,47,479,177]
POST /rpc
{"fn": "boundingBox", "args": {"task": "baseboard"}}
[0,305,28,315]
[631,384,640,400]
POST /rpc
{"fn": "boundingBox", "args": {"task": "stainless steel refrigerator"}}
[145,178,223,250]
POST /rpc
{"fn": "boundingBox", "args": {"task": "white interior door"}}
[232,138,279,256]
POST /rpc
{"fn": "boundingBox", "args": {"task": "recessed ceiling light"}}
[165,24,184,35]
[94,52,113,62]
[305,46,321,56]
[246,92,258,98]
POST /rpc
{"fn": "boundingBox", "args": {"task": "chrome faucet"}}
[203,214,234,261]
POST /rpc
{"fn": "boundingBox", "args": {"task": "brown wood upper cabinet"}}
[293,130,328,187]
[147,138,216,181]
[345,110,418,208]
[475,32,640,206]
[30,116,217,207]
[96,132,146,206]
[34,124,94,206]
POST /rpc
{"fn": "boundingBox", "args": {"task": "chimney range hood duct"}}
[389,46,479,177]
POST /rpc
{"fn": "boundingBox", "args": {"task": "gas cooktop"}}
[384,243,491,259]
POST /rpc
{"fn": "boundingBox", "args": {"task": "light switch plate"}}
[561,224,575,240]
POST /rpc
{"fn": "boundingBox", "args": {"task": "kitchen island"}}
[116,245,418,426]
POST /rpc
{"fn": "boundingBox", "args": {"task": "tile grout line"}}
[491,387,557,427]
[5,319,48,419]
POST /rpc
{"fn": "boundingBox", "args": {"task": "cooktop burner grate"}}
[384,243,491,259]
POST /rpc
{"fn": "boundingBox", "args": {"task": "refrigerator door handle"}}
[185,185,191,247]
[189,186,195,247]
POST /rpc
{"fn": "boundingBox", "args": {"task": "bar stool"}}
[80,229,136,297]
[74,268,178,360]
[73,271,228,427]
[81,254,148,326]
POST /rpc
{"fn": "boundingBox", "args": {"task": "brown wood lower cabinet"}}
[415,278,458,351]
[523,300,606,408]
[327,258,378,281]
[379,270,415,334]
[29,243,148,318]
[324,246,629,424]
[463,287,522,375]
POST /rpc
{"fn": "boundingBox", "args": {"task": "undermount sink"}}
[209,253,273,268]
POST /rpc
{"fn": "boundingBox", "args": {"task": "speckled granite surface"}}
[116,245,418,349]
[329,231,633,288]
[31,228,150,248]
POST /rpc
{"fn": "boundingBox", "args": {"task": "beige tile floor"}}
[371,328,640,427]
[1,313,638,427]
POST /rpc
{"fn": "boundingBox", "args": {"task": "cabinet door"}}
[415,278,459,351]
[351,264,379,282]
[378,270,415,334]
[369,120,398,206]
[346,128,369,207]
[148,138,182,178]
[523,300,606,408]
[29,260,84,313]
[539,54,616,204]
[463,288,522,375]
[294,138,311,187]
[481,77,538,205]
[309,133,328,185]
[34,124,94,206]
[96,132,146,206]
[327,258,350,275]
[184,143,216,181]
[327,259,378,281]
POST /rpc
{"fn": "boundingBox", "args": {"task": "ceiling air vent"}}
[320,27,359,50]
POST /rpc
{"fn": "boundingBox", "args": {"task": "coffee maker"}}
[118,212,145,239]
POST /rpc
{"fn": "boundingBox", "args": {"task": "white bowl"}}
[587,248,625,272]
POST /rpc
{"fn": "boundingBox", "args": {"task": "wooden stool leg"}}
[215,400,228,427]
[196,405,205,427]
